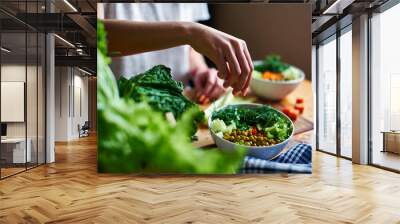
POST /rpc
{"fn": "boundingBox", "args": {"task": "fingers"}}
[242,42,253,95]
[215,54,229,80]
[205,70,225,99]
[232,40,251,94]
[203,70,217,97]
[193,25,253,96]
[193,71,205,99]
[223,46,241,93]
[195,69,225,104]
[221,39,252,95]
[208,77,225,99]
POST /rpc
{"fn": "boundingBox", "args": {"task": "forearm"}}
[103,20,193,56]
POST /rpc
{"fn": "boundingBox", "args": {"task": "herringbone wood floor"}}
[1,134,400,224]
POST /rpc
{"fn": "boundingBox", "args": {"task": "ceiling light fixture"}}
[54,34,75,48]
[63,0,78,12]
[78,67,93,76]
[1,47,11,53]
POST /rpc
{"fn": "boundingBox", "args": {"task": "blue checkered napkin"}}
[240,143,312,174]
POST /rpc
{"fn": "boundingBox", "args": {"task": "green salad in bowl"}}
[250,55,305,100]
[252,54,302,82]
[208,104,294,160]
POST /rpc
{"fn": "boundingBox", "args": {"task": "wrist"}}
[181,22,200,46]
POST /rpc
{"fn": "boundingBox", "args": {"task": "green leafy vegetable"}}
[119,65,184,95]
[211,105,293,141]
[118,65,202,118]
[204,88,255,123]
[97,20,109,58]
[97,20,246,174]
[264,122,291,142]
[118,65,204,136]
[254,54,289,73]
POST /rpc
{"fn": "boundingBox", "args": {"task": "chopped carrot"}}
[288,109,299,121]
[282,107,291,115]
[262,71,284,81]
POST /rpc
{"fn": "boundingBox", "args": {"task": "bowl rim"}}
[252,60,305,85]
[208,103,295,149]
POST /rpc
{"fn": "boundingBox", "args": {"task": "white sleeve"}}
[183,3,210,22]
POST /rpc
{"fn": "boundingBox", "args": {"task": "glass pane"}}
[1,30,27,177]
[38,32,45,165]
[317,36,337,154]
[371,4,400,171]
[27,31,38,169]
[340,29,352,158]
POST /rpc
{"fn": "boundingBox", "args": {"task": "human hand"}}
[192,68,225,104]
[187,23,253,95]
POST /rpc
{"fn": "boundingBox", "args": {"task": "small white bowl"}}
[250,61,305,101]
[208,104,294,160]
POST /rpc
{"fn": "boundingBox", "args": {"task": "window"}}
[339,28,352,158]
[370,2,400,171]
[316,24,353,159]
[317,35,337,154]
[0,1,46,179]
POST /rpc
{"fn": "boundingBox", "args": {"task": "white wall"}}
[1,65,36,138]
[54,67,89,141]
[55,66,69,141]
[1,63,46,164]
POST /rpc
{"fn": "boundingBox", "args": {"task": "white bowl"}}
[250,61,305,101]
[208,104,294,160]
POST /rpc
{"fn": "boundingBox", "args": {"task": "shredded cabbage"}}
[282,66,300,81]
[210,119,227,133]
[210,119,236,134]
[252,70,262,79]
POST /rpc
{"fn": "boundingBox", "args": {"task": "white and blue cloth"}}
[241,143,312,173]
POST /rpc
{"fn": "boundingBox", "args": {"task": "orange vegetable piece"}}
[282,107,291,115]
[294,104,304,114]
[288,109,299,121]
[262,71,284,81]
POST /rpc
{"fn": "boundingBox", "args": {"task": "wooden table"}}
[193,80,314,148]
[381,131,400,154]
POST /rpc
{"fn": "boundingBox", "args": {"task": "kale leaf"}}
[117,65,204,136]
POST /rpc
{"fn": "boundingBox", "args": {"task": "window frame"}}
[315,22,353,161]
